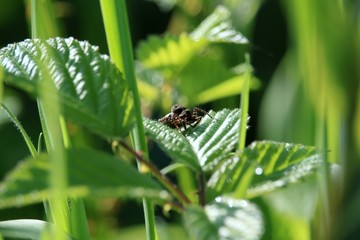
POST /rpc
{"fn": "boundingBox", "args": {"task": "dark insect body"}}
[158,104,213,131]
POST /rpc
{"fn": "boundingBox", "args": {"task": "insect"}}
[158,104,213,131]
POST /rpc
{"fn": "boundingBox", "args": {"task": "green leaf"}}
[144,108,242,172]
[208,141,321,199]
[194,75,260,105]
[184,197,264,240]
[0,148,169,209]
[136,33,206,78]
[143,117,201,171]
[0,219,73,240]
[246,154,323,198]
[177,57,261,104]
[0,37,135,138]
[190,6,249,44]
[177,57,234,101]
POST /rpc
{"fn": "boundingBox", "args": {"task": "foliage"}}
[136,6,260,106]
[0,33,325,239]
[0,1,353,240]
[184,197,263,240]
[0,148,168,209]
[0,37,134,139]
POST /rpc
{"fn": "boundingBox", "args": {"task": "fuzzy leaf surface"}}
[0,148,169,209]
[144,108,242,172]
[190,6,249,44]
[208,141,321,199]
[0,37,134,138]
[136,34,206,78]
[184,197,263,240]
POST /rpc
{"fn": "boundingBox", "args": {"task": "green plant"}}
[0,1,352,240]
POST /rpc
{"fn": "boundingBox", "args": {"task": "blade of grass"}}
[31,1,70,237]
[31,0,90,239]
[99,1,157,239]
[31,1,90,239]
[238,53,251,150]
[30,0,60,38]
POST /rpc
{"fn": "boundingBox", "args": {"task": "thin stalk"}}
[31,1,69,237]
[118,140,191,206]
[315,95,330,240]
[1,103,38,157]
[31,1,90,239]
[30,0,59,38]
[238,53,251,150]
[99,1,157,239]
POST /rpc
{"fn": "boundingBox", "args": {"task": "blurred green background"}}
[1,0,359,239]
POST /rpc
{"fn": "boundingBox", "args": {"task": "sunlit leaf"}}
[136,34,206,78]
[0,148,169,209]
[144,108,242,172]
[143,117,201,171]
[0,219,73,240]
[177,56,234,102]
[194,74,260,105]
[208,141,321,199]
[184,197,264,240]
[246,154,323,198]
[190,6,249,44]
[0,37,135,138]
[177,56,261,104]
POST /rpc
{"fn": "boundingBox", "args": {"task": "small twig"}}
[118,140,191,206]
[198,171,206,206]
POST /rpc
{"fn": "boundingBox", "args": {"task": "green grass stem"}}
[99,1,157,239]
[1,103,38,157]
[238,53,251,150]
[31,1,90,239]
[31,1,70,237]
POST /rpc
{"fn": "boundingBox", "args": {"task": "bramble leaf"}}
[184,197,264,240]
[208,141,322,199]
[144,108,242,172]
[0,148,169,209]
[190,5,249,44]
[178,57,260,104]
[143,117,201,171]
[136,34,206,78]
[0,37,134,138]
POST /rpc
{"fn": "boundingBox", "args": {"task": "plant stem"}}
[31,1,90,239]
[99,1,157,239]
[1,103,38,157]
[31,1,70,237]
[238,53,251,151]
[118,140,191,206]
